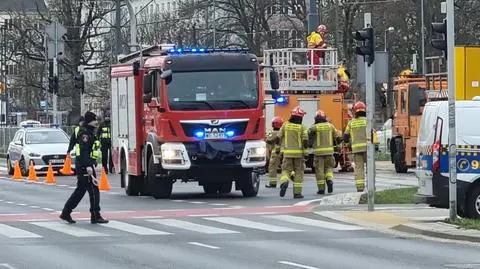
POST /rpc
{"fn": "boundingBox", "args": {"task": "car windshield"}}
[25,130,69,144]
[166,70,258,111]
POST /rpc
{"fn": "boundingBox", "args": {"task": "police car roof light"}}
[168,48,249,54]
[22,123,59,128]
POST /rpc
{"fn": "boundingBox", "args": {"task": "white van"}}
[415,100,480,218]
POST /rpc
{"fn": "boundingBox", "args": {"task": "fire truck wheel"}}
[239,170,260,197]
[147,155,173,199]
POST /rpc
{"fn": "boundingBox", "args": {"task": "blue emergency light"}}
[168,48,249,54]
[274,96,288,105]
[194,131,205,138]
[193,129,236,139]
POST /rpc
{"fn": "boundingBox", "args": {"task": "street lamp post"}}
[384,26,394,52]
[0,23,8,126]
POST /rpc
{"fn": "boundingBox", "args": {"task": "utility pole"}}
[53,20,58,125]
[115,0,122,60]
[212,0,216,47]
[352,13,376,211]
[1,24,8,126]
[420,0,426,74]
[307,0,319,33]
[446,0,456,221]
[125,0,137,53]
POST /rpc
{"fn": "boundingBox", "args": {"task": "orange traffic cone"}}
[98,167,110,191]
[27,161,38,183]
[44,163,56,184]
[59,155,74,175]
[11,160,23,181]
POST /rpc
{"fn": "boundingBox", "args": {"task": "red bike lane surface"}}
[0,205,312,222]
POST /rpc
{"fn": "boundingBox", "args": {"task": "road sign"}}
[40,101,46,109]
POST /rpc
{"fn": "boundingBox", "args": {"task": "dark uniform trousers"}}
[101,140,114,173]
[63,166,100,214]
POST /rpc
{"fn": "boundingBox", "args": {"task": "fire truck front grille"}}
[181,122,248,137]
[184,141,246,166]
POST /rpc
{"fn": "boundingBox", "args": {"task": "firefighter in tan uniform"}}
[265,117,284,188]
[308,110,339,194]
[277,106,308,199]
[343,101,367,192]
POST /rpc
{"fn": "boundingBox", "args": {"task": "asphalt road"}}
[2,160,477,269]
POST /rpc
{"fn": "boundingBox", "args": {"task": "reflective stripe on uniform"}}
[75,138,101,159]
[312,123,334,155]
[282,122,305,158]
[100,127,111,139]
[348,117,367,153]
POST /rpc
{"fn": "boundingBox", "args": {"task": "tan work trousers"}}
[353,152,366,190]
[280,157,304,195]
[268,152,282,185]
[314,155,335,191]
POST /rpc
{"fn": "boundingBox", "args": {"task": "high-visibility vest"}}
[100,126,111,139]
[345,117,367,153]
[281,122,307,158]
[310,122,336,156]
[74,126,80,138]
[266,130,281,153]
[75,134,101,160]
[338,66,349,81]
[307,32,323,48]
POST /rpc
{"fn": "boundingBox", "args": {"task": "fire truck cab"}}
[110,45,280,199]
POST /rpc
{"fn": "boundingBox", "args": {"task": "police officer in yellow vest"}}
[308,110,339,194]
[67,116,84,155]
[343,101,367,192]
[266,116,284,188]
[60,111,108,224]
[277,106,308,199]
[98,113,114,174]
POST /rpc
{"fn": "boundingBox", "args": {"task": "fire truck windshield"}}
[166,70,258,111]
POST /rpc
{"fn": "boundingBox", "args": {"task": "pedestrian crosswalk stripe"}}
[0,223,42,238]
[264,215,364,231]
[104,221,172,235]
[204,217,303,232]
[30,222,108,237]
[146,219,240,234]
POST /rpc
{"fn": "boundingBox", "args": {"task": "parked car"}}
[6,126,75,176]
[376,119,392,152]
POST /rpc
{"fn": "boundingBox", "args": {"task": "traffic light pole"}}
[53,20,58,125]
[364,13,376,212]
[446,0,457,221]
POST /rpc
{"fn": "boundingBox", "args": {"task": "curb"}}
[393,224,480,243]
[295,191,362,207]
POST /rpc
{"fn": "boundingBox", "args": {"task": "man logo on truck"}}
[205,127,225,138]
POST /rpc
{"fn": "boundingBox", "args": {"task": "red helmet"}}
[315,110,326,118]
[353,101,366,112]
[317,24,328,34]
[291,106,306,117]
[272,116,284,129]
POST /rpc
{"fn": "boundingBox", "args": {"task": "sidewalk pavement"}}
[314,204,480,243]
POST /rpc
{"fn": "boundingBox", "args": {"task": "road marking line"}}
[0,214,26,216]
[209,203,228,206]
[42,208,54,211]
[172,200,186,202]
[17,203,26,206]
[20,219,48,222]
[265,215,364,231]
[189,201,206,204]
[187,214,219,217]
[133,216,163,219]
[294,198,323,207]
[30,221,108,237]
[147,219,240,234]
[0,200,3,202]
[58,184,68,187]
[278,261,320,269]
[265,205,293,208]
[188,242,220,249]
[29,206,39,208]
[245,212,278,215]
[68,186,76,189]
[5,201,13,204]
[105,220,171,235]
[0,223,42,238]
[0,263,20,269]
[213,207,234,210]
[204,217,302,232]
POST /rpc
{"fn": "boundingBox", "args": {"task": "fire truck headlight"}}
[249,146,266,157]
[162,149,181,160]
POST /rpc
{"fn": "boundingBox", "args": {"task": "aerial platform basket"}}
[262,48,340,94]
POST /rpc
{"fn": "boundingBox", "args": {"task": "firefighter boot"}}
[294,194,304,199]
[327,180,333,194]
[265,183,277,188]
[91,213,109,224]
[59,212,76,224]
[317,189,325,195]
[280,181,289,197]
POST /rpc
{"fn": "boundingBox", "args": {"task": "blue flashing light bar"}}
[168,48,250,54]
[194,131,205,138]
[22,123,59,128]
[193,130,236,139]
[274,96,288,105]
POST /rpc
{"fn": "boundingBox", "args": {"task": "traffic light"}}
[48,76,58,94]
[352,26,375,66]
[74,73,85,93]
[431,18,447,58]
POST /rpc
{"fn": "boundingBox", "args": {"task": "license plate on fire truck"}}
[204,128,225,139]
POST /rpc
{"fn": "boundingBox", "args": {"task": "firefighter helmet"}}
[315,110,326,118]
[291,106,306,117]
[317,24,328,34]
[353,101,366,112]
[272,116,284,129]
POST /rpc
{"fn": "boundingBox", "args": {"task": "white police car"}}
[6,124,75,175]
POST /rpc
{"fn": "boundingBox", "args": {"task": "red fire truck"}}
[110,45,279,199]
